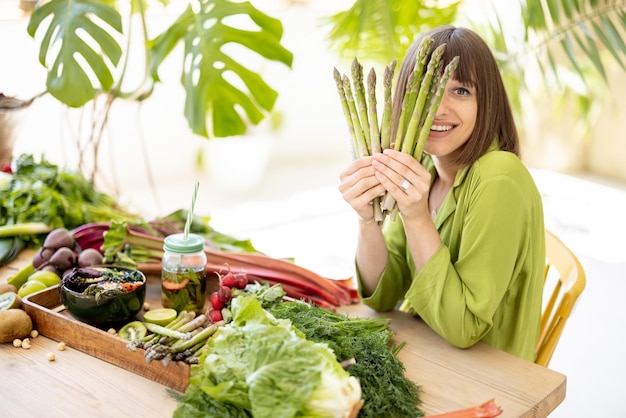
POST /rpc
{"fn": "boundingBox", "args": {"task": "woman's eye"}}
[454,87,470,96]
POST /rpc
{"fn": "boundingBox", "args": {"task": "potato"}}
[0,309,33,343]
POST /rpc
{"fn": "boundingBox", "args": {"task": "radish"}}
[217,286,231,303]
[234,272,248,289]
[210,291,224,310]
[209,309,223,323]
[221,271,236,288]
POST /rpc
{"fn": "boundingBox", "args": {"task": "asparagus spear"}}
[380,59,396,150]
[352,58,371,153]
[413,56,460,160]
[401,43,447,156]
[170,321,222,353]
[343,75,370,157]
[367,67,384,222]
[419,58,443,130]
[402,36,434,140]
[144,322,193,340]
[367,68,381,155]
[333,67,360,159]
[391,70,415,152]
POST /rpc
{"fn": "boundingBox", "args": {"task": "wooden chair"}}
[535,230,586,367]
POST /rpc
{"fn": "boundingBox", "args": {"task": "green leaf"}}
[27,0,123,107]
[591,18,626,70]
[546,0,561,25]
[323,0,459,65]
[148,0,293,138]
[546,47,561,88]
[601,15,626,70]
[572,28,608,80]
[560,35,586,82]
[561,0,573,19]
[524,0,548,33]
[619,10,626,32]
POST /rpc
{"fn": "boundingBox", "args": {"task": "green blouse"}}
[358,147,545,362]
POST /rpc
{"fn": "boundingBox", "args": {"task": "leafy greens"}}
[0,154,140,246]
[270,302,424,418]
[174,296,363,418]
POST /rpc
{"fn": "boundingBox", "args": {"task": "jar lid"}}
[163,233,205,254]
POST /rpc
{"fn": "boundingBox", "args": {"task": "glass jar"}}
[161,233,207,314]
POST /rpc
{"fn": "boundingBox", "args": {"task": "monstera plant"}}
[25,0,293,180]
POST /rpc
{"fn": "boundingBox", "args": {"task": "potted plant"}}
[22,0,293,183]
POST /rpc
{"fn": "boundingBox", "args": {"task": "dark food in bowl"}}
[61,266,146,325]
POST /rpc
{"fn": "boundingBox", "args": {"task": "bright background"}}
[2,1,626,417]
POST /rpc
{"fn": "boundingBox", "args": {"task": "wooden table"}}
[0,251,566,418]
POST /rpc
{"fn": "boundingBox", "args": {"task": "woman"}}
[338,25,545,362]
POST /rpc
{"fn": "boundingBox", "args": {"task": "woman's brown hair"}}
[391,25,520,166]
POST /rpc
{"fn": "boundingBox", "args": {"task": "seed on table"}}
[21,338,31,349]
[57,341,66,351]
[30,330,39,338]
[47,352,55,362]
[13,339,22,348]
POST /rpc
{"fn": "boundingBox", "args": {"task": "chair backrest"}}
[535,230,586,367]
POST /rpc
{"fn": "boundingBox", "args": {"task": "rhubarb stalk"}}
[426,399,503,418]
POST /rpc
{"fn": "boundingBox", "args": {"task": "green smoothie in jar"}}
[161,233,207,313]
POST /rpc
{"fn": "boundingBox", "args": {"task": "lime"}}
[143,308,177,326]
[28,270,61,287]
[18,280,48,298]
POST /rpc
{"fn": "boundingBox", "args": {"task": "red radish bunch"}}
[209,265,248,323]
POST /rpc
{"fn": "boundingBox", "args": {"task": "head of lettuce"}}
[173,295,364,418]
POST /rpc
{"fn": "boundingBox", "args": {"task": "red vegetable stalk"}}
[426,399,503,418]
[90,220,353,307]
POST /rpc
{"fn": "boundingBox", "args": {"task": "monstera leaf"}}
[149,0,294,138]
[26,0,123,108]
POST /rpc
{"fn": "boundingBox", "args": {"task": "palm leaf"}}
[521,0,626,85]
[148,0,293,138]
[27,0,123,107]
[572,28,608,79]
[322,0,459,65]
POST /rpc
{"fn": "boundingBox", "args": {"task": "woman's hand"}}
[372,149,432,220]
[339,156,386,223]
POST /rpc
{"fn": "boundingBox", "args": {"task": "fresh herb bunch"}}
[0,154,140,246]
[270,301,424,418]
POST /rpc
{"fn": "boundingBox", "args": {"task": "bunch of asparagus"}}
[128,311,224,365]
[333,36,459,222]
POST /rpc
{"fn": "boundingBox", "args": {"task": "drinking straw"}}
[183,181,199,240]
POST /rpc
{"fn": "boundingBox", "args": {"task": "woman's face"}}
[423,77,477,160]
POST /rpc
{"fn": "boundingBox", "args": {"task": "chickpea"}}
[21,338,31,349]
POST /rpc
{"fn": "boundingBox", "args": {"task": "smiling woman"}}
[337,25,546,363]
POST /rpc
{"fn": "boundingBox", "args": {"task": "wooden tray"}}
[22,277,192,392]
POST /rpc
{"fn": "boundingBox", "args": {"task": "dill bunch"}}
[270,301,423,418]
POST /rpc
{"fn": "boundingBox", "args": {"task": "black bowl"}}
[60,265,146,326]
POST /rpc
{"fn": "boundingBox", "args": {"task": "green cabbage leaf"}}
[174,296,362,418]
